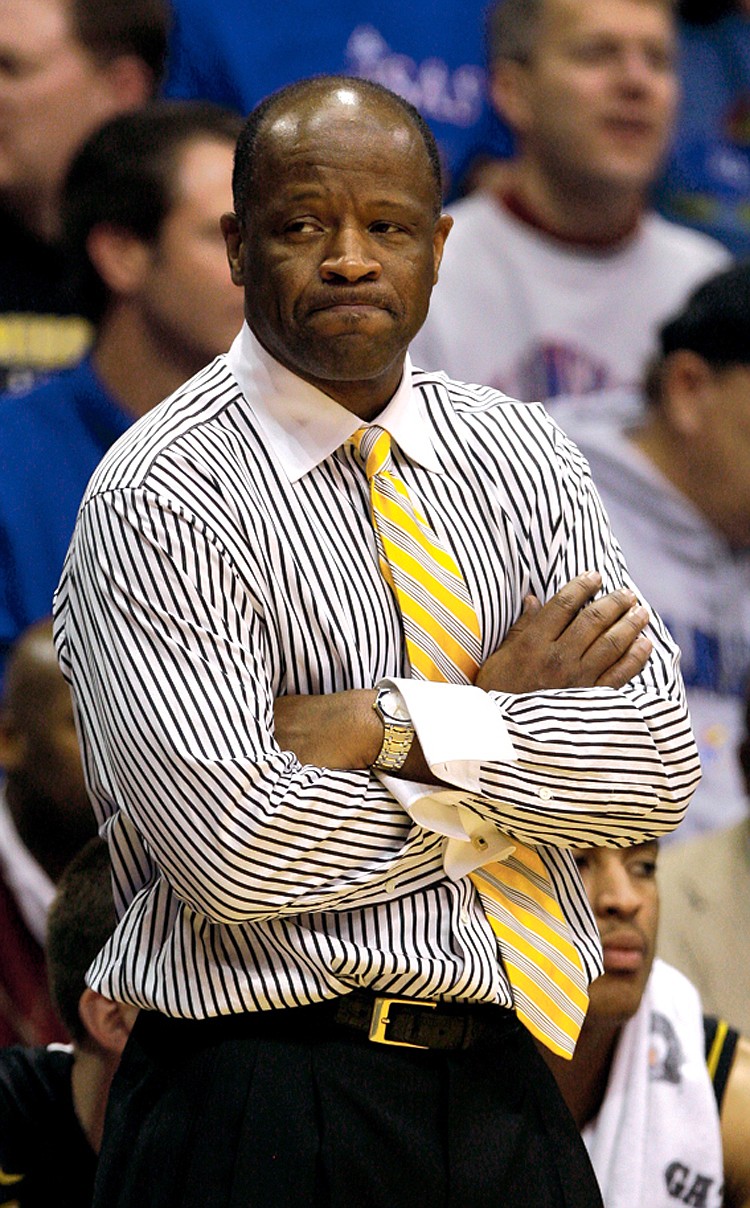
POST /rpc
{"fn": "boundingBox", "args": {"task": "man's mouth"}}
[603,115,658,140]
[601,930,647,973]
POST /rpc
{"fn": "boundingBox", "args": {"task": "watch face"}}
[377,686,410,722]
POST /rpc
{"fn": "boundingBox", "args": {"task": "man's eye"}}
[631,859,657,879]
[569,42,611,65]
[370,221,403,235]
[646,48,674,73]
[0,53,25,79]
[283,219,320,235]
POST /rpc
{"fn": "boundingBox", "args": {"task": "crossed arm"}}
[58,463,698,923]
[274,569,653,780]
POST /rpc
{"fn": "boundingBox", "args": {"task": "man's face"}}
[11,673,87,812]
[498,0,677,198]
[695,365,750,549]
[223,88,452,415]
[0,644,93,856]
[572,842,659,1024]
[137,137,245,369]
[0,0,126,211]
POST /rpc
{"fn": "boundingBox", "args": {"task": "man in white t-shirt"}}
[411,0,729,403]
[553,262,750,840]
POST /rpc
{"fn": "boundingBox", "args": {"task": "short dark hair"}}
[645,261,750,405]
[232,75,444,227]
[62,100,244,323]
[660,261,750,366]
[487,0,676,66]
[486,0,545,65]
[46,838,116,1045]
[70,0,170,90]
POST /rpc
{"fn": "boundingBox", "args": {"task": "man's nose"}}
[615,46,664,95]
[320,226,381,282]
[593,862,642,918]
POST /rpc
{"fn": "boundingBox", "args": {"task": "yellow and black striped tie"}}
[351,423,588,1058]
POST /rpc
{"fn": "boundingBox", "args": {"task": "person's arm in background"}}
[722,1036,750,1208]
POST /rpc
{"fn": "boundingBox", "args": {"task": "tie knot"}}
[350,424,392,480]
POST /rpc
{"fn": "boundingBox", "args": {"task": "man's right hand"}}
[474,571,652,695]
[274,572,652,780]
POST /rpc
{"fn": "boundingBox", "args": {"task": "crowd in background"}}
[1,0,750,1204]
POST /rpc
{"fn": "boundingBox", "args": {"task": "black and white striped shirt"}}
[54,326,700,1018]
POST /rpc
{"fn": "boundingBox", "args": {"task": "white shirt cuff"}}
[379,676,515,790]
[375,678,518,879]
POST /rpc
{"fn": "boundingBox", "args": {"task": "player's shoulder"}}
[410,367,578,483]
[718,1033,750,1208]
[84,354,240,498]
[641,211,730,271]
[0,1044,73,1109]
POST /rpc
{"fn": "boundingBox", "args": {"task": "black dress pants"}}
[93,1002,603,1208]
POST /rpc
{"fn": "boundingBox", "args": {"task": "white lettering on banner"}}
[346,26,485,127]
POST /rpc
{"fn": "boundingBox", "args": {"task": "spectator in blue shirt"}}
[0,100,246,680]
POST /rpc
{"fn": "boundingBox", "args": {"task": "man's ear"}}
[77,989,137,1057]
[86,224,153,297]
[220,212,246,287]
[489,60,533,136]
[661,350,716,437]
[432,214,453,284]
[100,54,156,109]
[0,709,25,774]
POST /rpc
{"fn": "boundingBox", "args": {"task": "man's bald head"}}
[231,76,444,228]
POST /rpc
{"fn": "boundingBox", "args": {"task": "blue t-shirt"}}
[0,357,132,677]
[162,0,513,198]
[656,14,750,256]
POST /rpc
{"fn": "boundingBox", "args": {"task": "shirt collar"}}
[225,322,441,482]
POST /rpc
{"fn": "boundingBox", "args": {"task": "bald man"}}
[55,75,699,1207]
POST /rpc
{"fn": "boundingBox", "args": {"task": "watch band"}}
[372,686,415,772]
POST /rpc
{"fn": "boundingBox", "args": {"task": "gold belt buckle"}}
[368,995,437,1049]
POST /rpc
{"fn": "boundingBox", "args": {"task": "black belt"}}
[329,991,520,1050]
[135,992,520,1055]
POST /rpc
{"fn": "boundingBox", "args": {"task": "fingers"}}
[475,573,652,694]
[564,588,642,653]
[536,571,603,640]
[574,599,651,686]
[595,633,653,689]
[508,593,542,633]
[567,591,647,681]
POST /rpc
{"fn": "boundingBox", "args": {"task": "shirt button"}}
[385,878,397,893]
[460,909,470,925]
[472,835,489,851]
[538,787,553,801]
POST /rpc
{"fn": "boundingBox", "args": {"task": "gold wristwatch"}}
[372,686,415,772]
